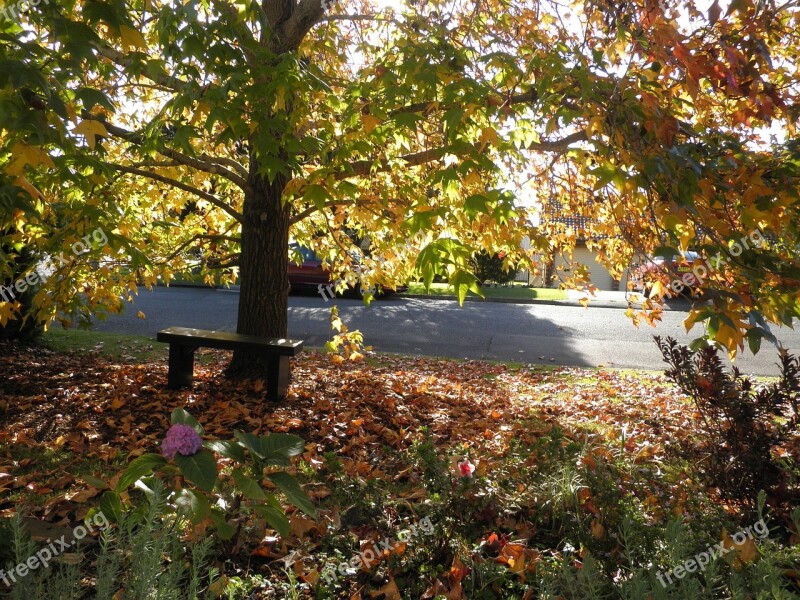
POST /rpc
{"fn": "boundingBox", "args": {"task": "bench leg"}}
[167,344,196,389]
[266,355,290,402]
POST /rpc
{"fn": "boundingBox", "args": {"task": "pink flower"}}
[458,460,476,478]
[162,424,203,459]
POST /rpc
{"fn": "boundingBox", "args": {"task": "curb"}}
[161,282,686,311]
[394,293,634,310]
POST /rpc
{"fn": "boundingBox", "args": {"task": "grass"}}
[41,329,166,362]
[405,281,568,301]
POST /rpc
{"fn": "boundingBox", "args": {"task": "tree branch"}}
[204,154,249,178]
[389,88,540,118]
[93,44,187,91]
[111,164,244,222]
[337,129,587,180]
[95,117,252,192]
[163,234,242,262]
[317,13,396,23]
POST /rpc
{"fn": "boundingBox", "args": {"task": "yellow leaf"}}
[587,116,605,138]
[136,310,146,319]
[361,113,381,134]
[13,176,43,200]
[464,170,482,186]
[120,25,147,50]
[479,126,499,151]
[722,529,759,570]
[6,143,56,175]
[74,120,109,150]
[0,302,20,327]
[683,308,705,333]
[716,322,744,358]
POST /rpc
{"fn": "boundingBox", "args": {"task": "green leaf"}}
[267,472,317,519]
[81,474,110,490]
[304,184,330,209]
[175,450,218,492]
[173,488,212,524]
[98,491,124,523]
[75,87,115,112]
[449,269,482,305]
[689,336,709,352]
[171,408,204,434]
[234,431,264,458]
[116,453,167,492]
[746,329,763,355]
[589,165,617,189]
[464,194,492,219]
[210,507,236,540]
[259,434,305,466]
[253,504,291,538]
[232,468,267,500]
[205,439,246,463]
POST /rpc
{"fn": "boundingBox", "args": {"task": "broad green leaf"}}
[234,431,264,458]
[173,488,212,524]
[259,433,305,466]
[175,449,218,492]
[464,194,492,218]
[205,439,246,463]
[254,504,291,538]
[267,472,317,519]
[116,453,167,492]
[98,491,124,523]
[449,270,482,305]
[210,507,236,540]
[171,408,204,434]
[232,468,267,500]
[746,329,763,355]
[81,474,110,490]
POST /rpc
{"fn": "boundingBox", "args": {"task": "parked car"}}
[288,243,406,297]
[630,250,703,297]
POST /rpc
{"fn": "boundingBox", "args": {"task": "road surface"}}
[93,287,800,376]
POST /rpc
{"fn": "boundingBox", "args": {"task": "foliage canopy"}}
[0,0,798,355]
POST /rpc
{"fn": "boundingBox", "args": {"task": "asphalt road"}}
[93,287,800,376]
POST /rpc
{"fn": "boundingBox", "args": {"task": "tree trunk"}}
[227,157,291,377]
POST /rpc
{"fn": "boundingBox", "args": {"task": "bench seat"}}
[157,326,303,402]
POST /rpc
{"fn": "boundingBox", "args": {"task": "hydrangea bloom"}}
[162,424,203,459]
[458,460,476,477]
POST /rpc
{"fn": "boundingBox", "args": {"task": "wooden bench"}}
[157,326,303,402]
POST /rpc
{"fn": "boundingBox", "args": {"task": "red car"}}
[288,244,406,297]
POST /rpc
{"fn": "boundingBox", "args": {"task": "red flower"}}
[458,460,476,477]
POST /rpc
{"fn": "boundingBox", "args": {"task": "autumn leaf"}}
[73,120,110,150]
[119,25,148,50]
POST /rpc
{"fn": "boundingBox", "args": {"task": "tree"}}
[1,0,798,371]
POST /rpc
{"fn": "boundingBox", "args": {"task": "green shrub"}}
[470,251,518,286]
